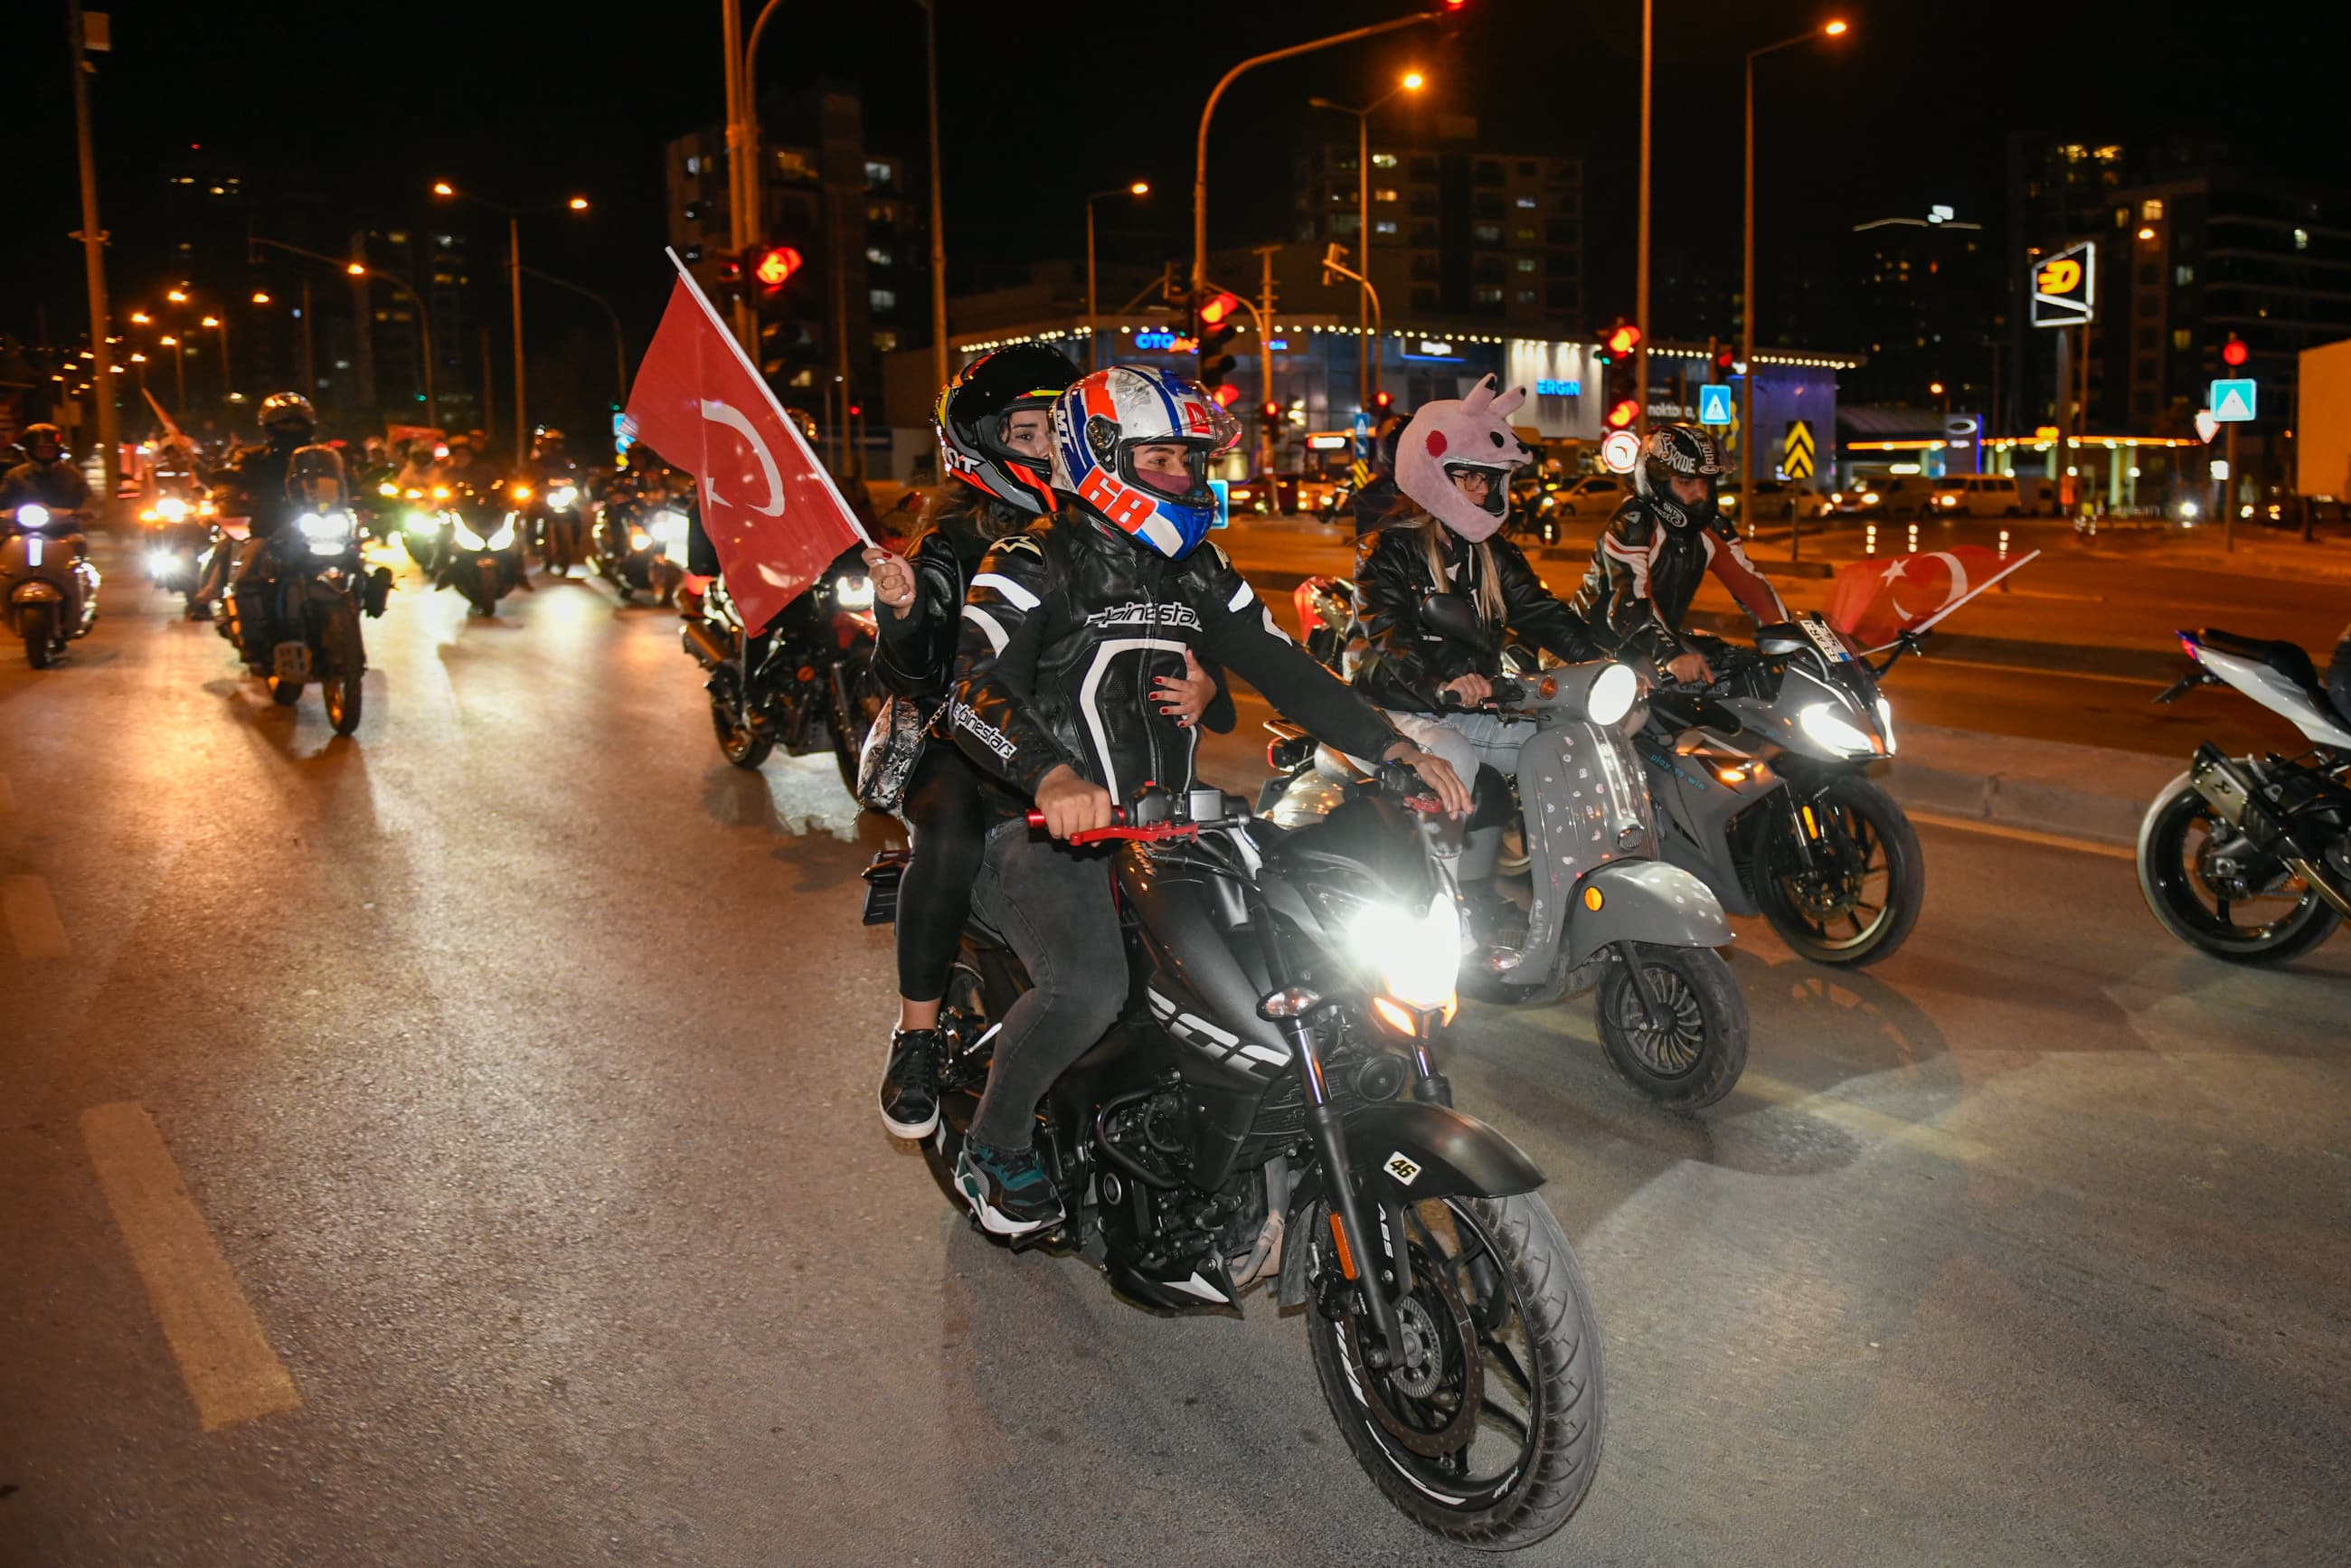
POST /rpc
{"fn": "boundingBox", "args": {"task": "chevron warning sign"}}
[1782,420,1817,480]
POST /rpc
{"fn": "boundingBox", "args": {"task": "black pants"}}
[895,742,987,1002]
[966,821,1128,1151]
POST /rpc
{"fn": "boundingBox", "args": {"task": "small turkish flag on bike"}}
[1823,544,2039,650]
[622,250,871,630]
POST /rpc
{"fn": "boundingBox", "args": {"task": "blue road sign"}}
[1697,383,1733,426]
[1208,478,1231,529]
[2210,378,2257,422]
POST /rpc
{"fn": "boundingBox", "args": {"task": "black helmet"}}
[21,422,65,461]
[258,392,316,445]
[933,344,1083,514]
[1636,424,1723,523]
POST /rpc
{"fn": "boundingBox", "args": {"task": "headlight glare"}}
[451,518,490,551]
[833,574,875,609]
[1876,695,1896,755]
[1799,701,1877,757]
[1355,893,1461,1010]
[1588,663,1638,726]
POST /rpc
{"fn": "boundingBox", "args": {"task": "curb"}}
[1876,723,2181,847]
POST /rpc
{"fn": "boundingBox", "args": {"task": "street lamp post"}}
[159,335,186,412]
[202,315,231,411]
[251,236,438,430]
[1308,68,1424,414]
[1191,13,1436,298]
[432,184,589,464]
[68,0,120,505]
[522,265,631,449]
[1741,18,1847,559]
[1085,182,1151,326]
[1635,0,1652,440]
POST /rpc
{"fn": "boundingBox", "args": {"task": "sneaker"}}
[953,1140,1064,1237]
[877,1027,941,1139]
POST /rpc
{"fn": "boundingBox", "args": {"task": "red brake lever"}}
[1023,809,1195,846]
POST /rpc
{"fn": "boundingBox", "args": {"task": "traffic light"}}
[1371,389,1393,414]
[753,245,803,294]
[1597,321,1640,429]
[1601,323,1641,362]
[1196,291,1242,393]
[1712,340,1736,377]
[712,251,746,309]
[2221,335,2249,368]
[1605,399,1638,430]
[1260,400,1281,427]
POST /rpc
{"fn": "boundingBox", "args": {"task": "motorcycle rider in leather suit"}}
[1352,377,1600,943]
[1571,424,1788,685]
[861,345,1226,1142]
[942,364,1469,1236]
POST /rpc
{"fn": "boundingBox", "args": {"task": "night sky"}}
[9,0,2336,363]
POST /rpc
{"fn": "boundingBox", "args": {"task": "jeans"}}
[965,820,1129,1151]
[1386,708,1536,884]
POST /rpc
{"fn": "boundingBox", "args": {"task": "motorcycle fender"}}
[1279,1101,1545,1308]
[11,581,63,603]
[1566,858,1732,966]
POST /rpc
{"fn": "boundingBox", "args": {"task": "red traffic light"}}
[1604,398,1639,430]
[754,246,802,289]
[1199,292,1241,327]
[1210,384,1241,409]
[1713,344,1736,373]
[1605,324,1642,357]
[1371,390,1393,412]
[1260,401,1281,423]
[2221,336,2249,368]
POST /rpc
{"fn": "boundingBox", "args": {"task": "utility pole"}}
[721,0,758,354]
[1257,243,1279,477]
[920,0,949,389]
[1633,0,1652,440]
[68,1,120,504]
[508,214,527,464]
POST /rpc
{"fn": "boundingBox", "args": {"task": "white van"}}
[1928,474,2025,517]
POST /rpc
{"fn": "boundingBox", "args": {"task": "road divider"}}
[80,1101,301,1431]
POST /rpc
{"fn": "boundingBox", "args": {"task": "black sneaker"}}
[953,1139,1064,1237]
[877,1027,941,1140]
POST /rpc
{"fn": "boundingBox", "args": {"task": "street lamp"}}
[201,314,231,406]
[1741,16,1850,559]
[432,180,590,463]
[1085,181,1151,327]
[254,236,439,430]
[1308,67,1427,415]
[158,334,186,411]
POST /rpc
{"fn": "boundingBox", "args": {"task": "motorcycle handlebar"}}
[1022,806,1202,845]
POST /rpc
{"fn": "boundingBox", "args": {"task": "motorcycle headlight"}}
[833,574,875,610]
[156,496,189,523]
[547,485,577,510]
[404,511,435,534]
[147,550,173,574]
[18,505,51,530]
[1588,663,1639,726]
[488,515,517,551]
[1799,701,1879,758]
[1875,695,1896,756]
[297,510,354,540]
[649,510,688,545]
[451,518,490,551]
[1355,893,1461,1012]
[629,530,651,552]
[378,482,400,498]
[2178,500,2199,520]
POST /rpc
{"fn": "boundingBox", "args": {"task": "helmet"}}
[1635,425,1723,524]
[935,345,1083,514]
[258,392,316,445]
[530,426,567,459]
[1049,364,1239,560]
[1393,374,1533,543]
[21,423,65,461]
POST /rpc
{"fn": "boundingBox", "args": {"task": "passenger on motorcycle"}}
[1351,378,1600,942]
[1570,424,1789,685]
[944,364,1470,1236]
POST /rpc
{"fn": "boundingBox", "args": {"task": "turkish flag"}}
[1823,545,2039,649]
[622,254,870,631]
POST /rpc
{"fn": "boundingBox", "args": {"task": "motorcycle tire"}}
[323,607,364,736]
[1593,943,1747,1110]
[2136,770,2339,963]
[1752,777,1924,967]
[22,604,56,669]
[712,694,773,770]
[269,675,304,706]
[1307,1191,1604,1551]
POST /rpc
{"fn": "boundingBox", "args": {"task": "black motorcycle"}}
[680,547,883,789]
[438,483,526,617]
[217,446,389,732]
[522,473,589,577]
[137,489,212,619]
[592,489,687,605]
[862,778,1605,1549]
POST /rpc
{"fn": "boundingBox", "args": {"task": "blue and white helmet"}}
[1049,364,1241,560]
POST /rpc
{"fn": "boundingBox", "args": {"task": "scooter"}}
[218,446,388,732]
[2,504,100,668]
[137,489,213,619]
[1265,593,1749,1109]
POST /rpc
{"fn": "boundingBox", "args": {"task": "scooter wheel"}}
[1594,943,1747,1110]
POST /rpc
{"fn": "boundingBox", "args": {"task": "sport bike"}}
[2139,628,2351,961]
[438,482,525,617]
[864,778,1605,1549]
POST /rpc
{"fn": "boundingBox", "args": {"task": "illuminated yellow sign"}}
[2036,258,2082,295]
[2031,241,2095,328]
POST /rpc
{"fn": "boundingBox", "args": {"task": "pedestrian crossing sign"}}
[1698,383,1733,425]
[2209,378,2257,422]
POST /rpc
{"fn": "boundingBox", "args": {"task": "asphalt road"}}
[4,539,2348,1566]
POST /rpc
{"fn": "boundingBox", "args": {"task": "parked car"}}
[1225,472,1343,516]
[1727,480,1828,521]
[1548,473,1632,517]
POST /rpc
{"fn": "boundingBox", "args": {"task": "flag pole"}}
[655,247,876,548]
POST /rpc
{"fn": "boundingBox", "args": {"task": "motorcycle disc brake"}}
[1344,1242,1483,1459]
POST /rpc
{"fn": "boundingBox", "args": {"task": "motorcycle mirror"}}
[1420,592,1494,652]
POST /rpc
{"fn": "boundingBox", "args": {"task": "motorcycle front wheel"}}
[1752,777,1924,967]
[2137,771,2339,963]
[21,604,57,668]
[1593,943,1748,1109]
[710,675,772,770]
[1308,1191,1604,1551]
[322,604,364,735]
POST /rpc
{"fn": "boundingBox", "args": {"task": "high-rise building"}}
[1845,207,1998,410]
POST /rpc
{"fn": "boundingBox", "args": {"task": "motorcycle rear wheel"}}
[1593,943,1747,1109]
[1308,1191,1604,1551]
[1753,778,1924,967]
[2136,771,2339,963]
[21,604,57,668]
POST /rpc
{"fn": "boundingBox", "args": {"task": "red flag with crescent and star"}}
[621,250,870,631]
[1823,545,2040,650]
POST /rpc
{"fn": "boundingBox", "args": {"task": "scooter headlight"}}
[546,485,578,510]
[1799,701,1878,758]
[1355,892,1461,1012]
[17,505,51,530]
[1587,663,1639,727]
[147,550,174,574]
[155,496,189,523]
[833,574,875,610]
[297,510,354,541]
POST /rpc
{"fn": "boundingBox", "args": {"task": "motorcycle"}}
[1634,614,1923,968]
[391,482,453,573]
[1293,575,1362,679]
[437,483,525,617]
[2138,628,2351,961]
[217,446,389,731]
[862,776,1605,1549]
[2,503,100,668]
[137,488,213,619]
[1267,593,1749,1109]
[593,491,687,605]
[679,547,883,789]
[519,474,589,577]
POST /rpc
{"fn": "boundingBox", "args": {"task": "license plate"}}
[1799,617,1851,663]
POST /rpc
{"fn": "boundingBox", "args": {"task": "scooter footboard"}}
[1566,859,1731,966]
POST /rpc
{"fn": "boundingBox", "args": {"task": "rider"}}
[196,394,320,635]
[945,364,1470,1236]
[1571,424,1789,685]
[863,345,1225,1141]
[0,424,95,528]
[1351,377,1600,942]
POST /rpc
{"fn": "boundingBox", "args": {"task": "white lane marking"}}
[1906,810,2137,861]
[3,874,71,958]
[80,1101,302,1431]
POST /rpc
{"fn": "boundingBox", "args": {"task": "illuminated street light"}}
[1308,65,1433,411]
[1826,19,1849,35]
[1129,181,1150,196]
[2138,226,2157,241]
[251,290,271,305]
[1402,70,1426,90]
[201,316,220,328]
[432,181,455,196]
[158,335,176,345]
[568,196,590,211]
[1085,179,1156,322]
[346,262,367,277]
[166,288,188,303]
[129,311,151,325]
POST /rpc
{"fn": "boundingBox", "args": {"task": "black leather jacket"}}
[208,441,306,537]
[951,512,1396,810]
[1352,518,1597,713]
[875,493,1025,705]
[0,460,92,517]
[1570,495,1789,670]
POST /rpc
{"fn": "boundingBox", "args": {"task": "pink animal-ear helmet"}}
[1393,373,1534,543]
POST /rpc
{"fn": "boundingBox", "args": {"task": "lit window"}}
[1373,188,1400,203]
[1515,258,1537,272]
[2295,228,2309,250]
[1473,285,1503,304]
[1515,289,1536,302]
[2175,265,2195,286]
[873,331,900,354]
[388,231,408,244]
[1373,219,1398,236]
[1515,195,1537,209]
[870,288,897,312]
[2141,198,2163,221]
[2114,207,2129,227]
[864,160,894,189]
[866,245,892,267]
[2172,328,2192,352]
[685,155,701,175]
[1371,153,1399,168]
